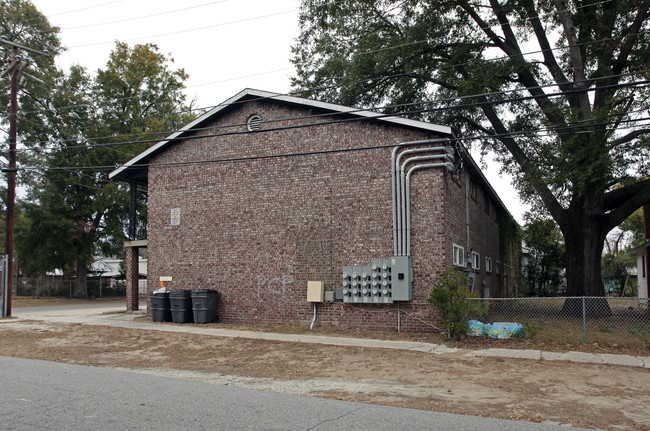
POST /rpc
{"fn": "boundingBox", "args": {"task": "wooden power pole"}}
[1,38,49,317]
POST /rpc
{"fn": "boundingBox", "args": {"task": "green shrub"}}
[427,267,485,339]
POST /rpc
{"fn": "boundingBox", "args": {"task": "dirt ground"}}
[1,315,649,431]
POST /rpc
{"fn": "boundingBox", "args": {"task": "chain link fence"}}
[16,277,126,298]
[468,297,650,348]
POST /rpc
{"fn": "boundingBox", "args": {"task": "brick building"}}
[110,89,517,331]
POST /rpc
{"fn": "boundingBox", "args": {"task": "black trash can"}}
[150,292,171,322]
[169,290,193,323]
[191,289,220,324]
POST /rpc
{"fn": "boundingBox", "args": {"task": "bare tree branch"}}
[614,0,650,76]
[520,0,570,89]
[610,128,650,148]
[553,0,591,119]
[603,178,650,231]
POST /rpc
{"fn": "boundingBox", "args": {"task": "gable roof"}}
[109,88,453,182]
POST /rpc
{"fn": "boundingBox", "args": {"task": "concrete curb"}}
[465,348,650,368]
[10,305,649,369]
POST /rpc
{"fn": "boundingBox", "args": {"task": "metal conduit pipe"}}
[400,154,449,254]
[391,139,449,256]
[310,302,317,330]
[394,146,446,256]
[405,162,455,256]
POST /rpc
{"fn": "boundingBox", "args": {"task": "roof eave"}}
[109,89,453,181]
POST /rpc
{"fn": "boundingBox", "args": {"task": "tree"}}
[601,252,635,296]
[15,41,193,297]
[522,217,565,296]
[0,0,62,143]
[614,208,645,250]
[601,208,643,296]
[291,0,650,302]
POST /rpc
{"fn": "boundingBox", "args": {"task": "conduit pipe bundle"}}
[391,139,456,257]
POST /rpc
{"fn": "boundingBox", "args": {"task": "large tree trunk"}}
[74,254,88,298]
[561,207,611,317]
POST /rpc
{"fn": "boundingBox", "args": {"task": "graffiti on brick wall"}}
[256,274,294,300]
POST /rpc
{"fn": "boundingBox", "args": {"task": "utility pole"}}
[0,37,49,317]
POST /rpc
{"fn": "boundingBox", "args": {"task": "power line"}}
[66,8,298,49]
[19,5,646,120]
[56,1,228,31]
[34,1,123,19]
[18,73,650,152]
[17,152,148,195]
[18,65,650,148]
[15,115,650,174]
[17,32,649,148]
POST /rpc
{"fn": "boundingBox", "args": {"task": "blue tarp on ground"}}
[467,320,525,339]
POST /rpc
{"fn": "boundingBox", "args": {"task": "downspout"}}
[466,174,470,251]
[466,173,474,291]
[391,139,449,256]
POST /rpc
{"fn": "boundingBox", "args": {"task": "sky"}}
[30,0,300,107]
[28,0,527,223]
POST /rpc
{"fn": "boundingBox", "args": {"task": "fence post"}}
[582,296,587,342]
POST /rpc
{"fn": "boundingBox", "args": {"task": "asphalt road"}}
[0,356,591,431]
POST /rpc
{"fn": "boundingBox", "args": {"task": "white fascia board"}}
[109,91,249,179]
[109,88,452,179]
[250,89,453,135]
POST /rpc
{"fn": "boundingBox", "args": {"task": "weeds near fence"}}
[468,297,650,349]
[428,268,485,339]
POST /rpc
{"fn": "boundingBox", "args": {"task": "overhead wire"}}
[55,1,229,32]
[18,0,644,121]
[35,0,124,18]
[15,54,650,143]
[22,21,649,120]
[67,9,299,49]
[6,0,647,172]
[18,37,648,149]
[15,113,650,174]
[17,72,650,152]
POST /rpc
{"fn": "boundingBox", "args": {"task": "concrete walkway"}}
[8,303,650,369]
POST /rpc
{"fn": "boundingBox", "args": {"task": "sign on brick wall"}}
[170,208,181,226]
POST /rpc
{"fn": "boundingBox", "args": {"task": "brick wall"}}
[145,99,506,331]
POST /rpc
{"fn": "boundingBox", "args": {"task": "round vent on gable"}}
[247,114,262,132]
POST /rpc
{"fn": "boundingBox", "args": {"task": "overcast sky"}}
[30,0,300,107]
[28,0,527,222]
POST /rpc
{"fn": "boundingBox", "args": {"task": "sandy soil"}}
[0,318,649,430]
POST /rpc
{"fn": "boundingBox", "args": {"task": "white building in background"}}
[631,240,648,306]
[90,257,148,295]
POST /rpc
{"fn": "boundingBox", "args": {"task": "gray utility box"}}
[389,256,413,301]
[340,256,412,304]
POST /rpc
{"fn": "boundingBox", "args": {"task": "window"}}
[496,260,501,275]
[453,244,465,267]
[485,256,492,273]
[469,180,477,201]
[472,251,480,270]
[483,193,490,214]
